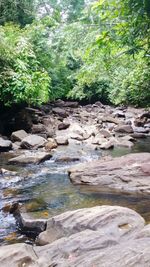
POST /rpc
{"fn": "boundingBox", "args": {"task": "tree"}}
[0,0,36,26]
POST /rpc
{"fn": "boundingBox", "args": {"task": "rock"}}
[134,118,146,127]
[52,107,68,118]
[53,100,78,108]
[55,137,69,145]
[58,122,70,130]
[100,139,114,149]
[133,127,149,133]
[11,130,28,142]
[119,135,135,142]
[45,126,55,138]
[91,134,106,145]
[37,205,144,245]
[45,139,57,150]
[63,101,79,108]
[113,110,125,118]
[69,153,150,194]
[0,137,12,151]
[145,123,150,128]
[12,141,21,150]
[21,135,47,149]
[31,124,47,134]
[140,111,150,119]
[0,168,17,176]
[115,125,133,133]
[4,202,47,234]
[95,101,104,107]
[131,132,147,139]
[102,116,120,124]
[55,156,80,163]
[8,151,52,165]
[0,243,38,267]
[99,129,111,138]
[115,139,134,148]
[1,206,150,267]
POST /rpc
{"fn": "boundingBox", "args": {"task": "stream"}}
[0,137,150,245]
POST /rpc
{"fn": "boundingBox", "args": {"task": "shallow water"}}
[0,137,150,245]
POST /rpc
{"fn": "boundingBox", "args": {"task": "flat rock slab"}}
[69,153,150,194]
[8,151,52,165]
[1,205,150,267]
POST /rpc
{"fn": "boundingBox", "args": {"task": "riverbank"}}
[0,101,150,265]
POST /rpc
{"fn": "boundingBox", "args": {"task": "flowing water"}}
[0,138,150,245]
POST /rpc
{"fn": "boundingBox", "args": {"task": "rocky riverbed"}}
[0,101,150,266]
[1,205,150,267]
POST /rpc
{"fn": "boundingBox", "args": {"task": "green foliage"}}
[0,0,36,26]
[0,23,51,106]
[0,0,149,107]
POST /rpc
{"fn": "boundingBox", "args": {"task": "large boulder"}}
[37,205,144,245]
[0,137,12,151]
[8,151,52,165]
[21,135,47,149]
[115,124,133,133]
[69,153,150,194]
[2,206,150,267]
[11,130,28,142]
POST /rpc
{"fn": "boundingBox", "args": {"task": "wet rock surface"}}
[1,206,150,267]
[8,151,52,165]
[69,153,150,194]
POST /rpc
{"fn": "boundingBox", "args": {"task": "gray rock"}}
[63,101,79,108]
[100,139,114,149]
[8,151,52,165]
[32,124,47,134]
[52,107,68,118]
[21,134,47,149]
[131,132,147,139]
[69,153,150,194]
[37,205,144,245]
[102,115,120,124]
[12,141,21,150]
[55,137,69,145]
[99,129,111,138]
[0,243,38,267]
[0,137,12,151]
[11,130,28,142]
[0,206,150,267]
[113,110,125,118]
[115,124,133,133]
[58,122,70,130]
[134,127,149,133]
[55,156,80,163]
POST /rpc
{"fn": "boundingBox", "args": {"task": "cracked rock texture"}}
[1,205,150,267]
[69,153,150,194]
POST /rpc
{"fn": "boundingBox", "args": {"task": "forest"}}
[0,0,150,107]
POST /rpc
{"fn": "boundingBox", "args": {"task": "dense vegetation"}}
[0,0,149,107]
